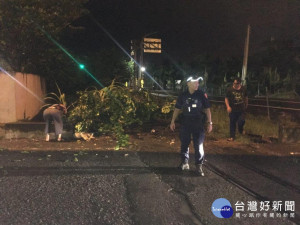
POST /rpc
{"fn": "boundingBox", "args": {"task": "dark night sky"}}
[78,0,300,61]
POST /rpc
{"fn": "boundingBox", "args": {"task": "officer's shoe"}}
[179,162,189,171]
[196,164,204,176]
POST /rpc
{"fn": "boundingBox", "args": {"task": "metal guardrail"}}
[209,100,300,111]
[210,95,300,104]
[150,91,300,112]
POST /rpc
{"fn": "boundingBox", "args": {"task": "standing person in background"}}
[225,77,248,141]
[170,76,212,176]
[43,104,67,141]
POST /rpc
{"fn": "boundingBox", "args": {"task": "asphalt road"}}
[0,150,299,225]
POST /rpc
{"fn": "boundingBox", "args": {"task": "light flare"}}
[0,67,44,103]
[89,15,168,94]
[35,23,104,88]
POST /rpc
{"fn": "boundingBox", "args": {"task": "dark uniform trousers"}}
[180,117,205,165]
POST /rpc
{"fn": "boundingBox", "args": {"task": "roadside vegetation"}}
[68,81,174,149]
[1,1,297,148]
[208,105,279,142]
[66,82,279,148]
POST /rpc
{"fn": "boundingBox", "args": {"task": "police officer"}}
[170,76,212,176]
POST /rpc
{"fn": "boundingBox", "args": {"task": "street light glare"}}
[141,67,146,72]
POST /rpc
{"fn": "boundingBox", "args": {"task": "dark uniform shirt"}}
[175,90,210,125]
[226,86,248,112]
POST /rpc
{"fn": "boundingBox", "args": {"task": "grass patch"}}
[208,105,278,142]
[245,113,278,138]
[269,91,299,100]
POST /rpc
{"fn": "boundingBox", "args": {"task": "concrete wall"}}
[0,72,46,123]
[0,73,16,122]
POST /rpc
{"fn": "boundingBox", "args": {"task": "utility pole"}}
[138,39,144,89]
[130,40,138,89]
[242,25,250,85]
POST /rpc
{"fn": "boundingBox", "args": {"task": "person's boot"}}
[57,134,62,142]
[196,164,204,176]
[179,161,189,171]
[45,134,50,142]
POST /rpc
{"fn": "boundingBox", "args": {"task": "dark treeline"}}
[0,1,299,100]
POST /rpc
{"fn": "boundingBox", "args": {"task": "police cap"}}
[186,76,203,82]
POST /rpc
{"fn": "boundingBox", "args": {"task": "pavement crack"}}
[170,189,206,225]
[148,169,205,225]
[123,175,138,225]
